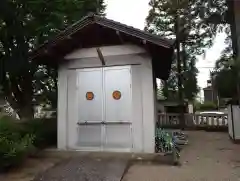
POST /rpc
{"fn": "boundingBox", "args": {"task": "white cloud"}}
[105,0,150,30]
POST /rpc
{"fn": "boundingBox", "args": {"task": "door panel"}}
[77,124,102,147]
[77,69,103,122]
[104,67,131,122]
[74,66,133,151]
[104,124,132,149]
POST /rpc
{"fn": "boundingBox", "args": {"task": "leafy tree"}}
[213,0,240,100]
[0,0,105,119]
[145,0,228,101]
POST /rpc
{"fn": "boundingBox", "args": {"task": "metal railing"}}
[157,113,228,128]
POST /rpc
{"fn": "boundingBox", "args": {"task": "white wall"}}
[227,104,233,139]
[58,44,156,153]
[139,56,155,153]
[65,44,146,59]
[57,64,68,149]
[131,66,143,152]
[229,105,240,140]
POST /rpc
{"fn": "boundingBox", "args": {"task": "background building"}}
[203,71,219,104]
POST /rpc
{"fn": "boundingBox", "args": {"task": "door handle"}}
[77,121,105,125]
[77,121,87,125]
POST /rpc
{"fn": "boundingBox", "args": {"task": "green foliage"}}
[182,68,199,101]
[155,128,181,164]
[0,134,35,171]
[195,101,217,111]
[214,57,240,99]
[214,68,238,98]
[0,0,105,119]
[0,116,35,171]
[0,115,56,171]
[20,118,57,149]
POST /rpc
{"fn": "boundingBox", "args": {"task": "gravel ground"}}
[122,131,240,181]
[33,155,128,181]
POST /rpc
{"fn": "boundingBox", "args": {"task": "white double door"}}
[76,66,132,151]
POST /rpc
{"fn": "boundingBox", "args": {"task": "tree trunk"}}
[18,105,34,120]
[3,71,34,120]
[182,42,187,72]
[18,72,34,119]
[175,16,185,130]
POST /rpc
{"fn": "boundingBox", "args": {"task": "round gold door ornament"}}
[112,90,121,100]
[86,92,94,100]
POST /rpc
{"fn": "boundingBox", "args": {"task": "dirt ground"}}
[122,131,240,181]
[0,150,132,181]
[32,155,128,181]
[1,131,240,181]
[0,151,71,181]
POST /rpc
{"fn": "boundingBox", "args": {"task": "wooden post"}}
[96,48,106,66]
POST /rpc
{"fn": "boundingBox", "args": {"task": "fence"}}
[157,113,228,130]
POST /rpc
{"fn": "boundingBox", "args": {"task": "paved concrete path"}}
[122,131,240,181]
[33,155,128,181]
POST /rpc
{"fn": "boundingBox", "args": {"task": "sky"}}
[105,0,227,95]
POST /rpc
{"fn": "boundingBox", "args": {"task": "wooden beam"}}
[142,39,147,44]
[96,48,105,65]
[116,31,124,44]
